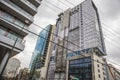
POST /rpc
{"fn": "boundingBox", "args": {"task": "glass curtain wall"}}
[29,25,51,70]
[68,57,92,80]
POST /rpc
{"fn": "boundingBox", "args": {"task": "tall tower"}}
[68,0,106,55]
[67,0,107,80]
[54,9,70,80]
[29,25,55,80]
[29,25,52,71]
[47,0,107,80]
[0,0,41,77]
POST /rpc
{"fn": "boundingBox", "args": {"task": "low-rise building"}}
[66,48,107,80]
[2,58,20,79]
[18,68,29,80]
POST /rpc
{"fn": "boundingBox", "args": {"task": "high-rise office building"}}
[67,0,106,55]
[47,0,107,80]
[29,25,52,70]
[0,0,42,77]
[29,24,55,80]
[47,21,62,80]
[67,0,107,79]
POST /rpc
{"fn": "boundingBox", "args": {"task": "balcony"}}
[0,10,29,36]
[11,0,37,15]
[0,0,33,25]
[28,0,41,7]
[0,35,25,57]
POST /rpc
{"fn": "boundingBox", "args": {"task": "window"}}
[0,28,6,35]
[70,60,74,64]
[0,26,22,42]
[97,64,99,67]
[104,77,106,80]
[103,72,105,75]
[98,74,101,78]
[53,44,56,50]
[69,57,92,80]
[81,41,84,44]
[97,60,99,62]
[102,68,105,71]
[98,69,100,72]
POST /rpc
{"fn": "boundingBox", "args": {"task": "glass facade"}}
[68,57,92,80]
[0,25,23,43]
[67,48,92,58]
[68,0,106,55]
[29,25,52,70]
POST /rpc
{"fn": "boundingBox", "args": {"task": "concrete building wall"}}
[66,49,107,80]
[0,0,41,76]
[29,25,52,70]
[47,0,106,80]
[0,52,9,74]
[92,52,106,80]
[18,68,29,80]
[47,27,58,80]
[29,25,56,80]
[54,9,70,80]
[3,58,20,78]
[40,25,56,79]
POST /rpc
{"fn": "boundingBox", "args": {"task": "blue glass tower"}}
[29,24,52,71]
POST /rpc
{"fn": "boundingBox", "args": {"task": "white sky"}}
[14,0,120,70]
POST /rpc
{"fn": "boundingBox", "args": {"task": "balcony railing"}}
[2,0,33,21]
[21,0,37,11]
[0,10,28,29]
[28,0,41,7]
[36,0,42,4]
[0,26,23,43]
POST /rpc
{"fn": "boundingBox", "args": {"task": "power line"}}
[81,10,120,36]
[64,0,120,37]
[47,0,120,49]
[40,0,120,67]
[65,0,75,6]
[45,0,120,40]
[45,0,120,38]
[82,12,120,45]
[72,8,120,44]
[102,22,120,35]
[44,0,64,11]
[107,59,120,67]
[0,18,26,78]
[102,27,120,39]
[56,0,69,8]
[104,37,120,49]
[1,1,120,71]
[58,0,72,8]
[42,2,60,13]
[81,11,120,37]
[104,34,120,46]
[1,16,120,71]
[93,1,120,35]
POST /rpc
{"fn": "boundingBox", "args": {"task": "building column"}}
[0,51,10,78]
